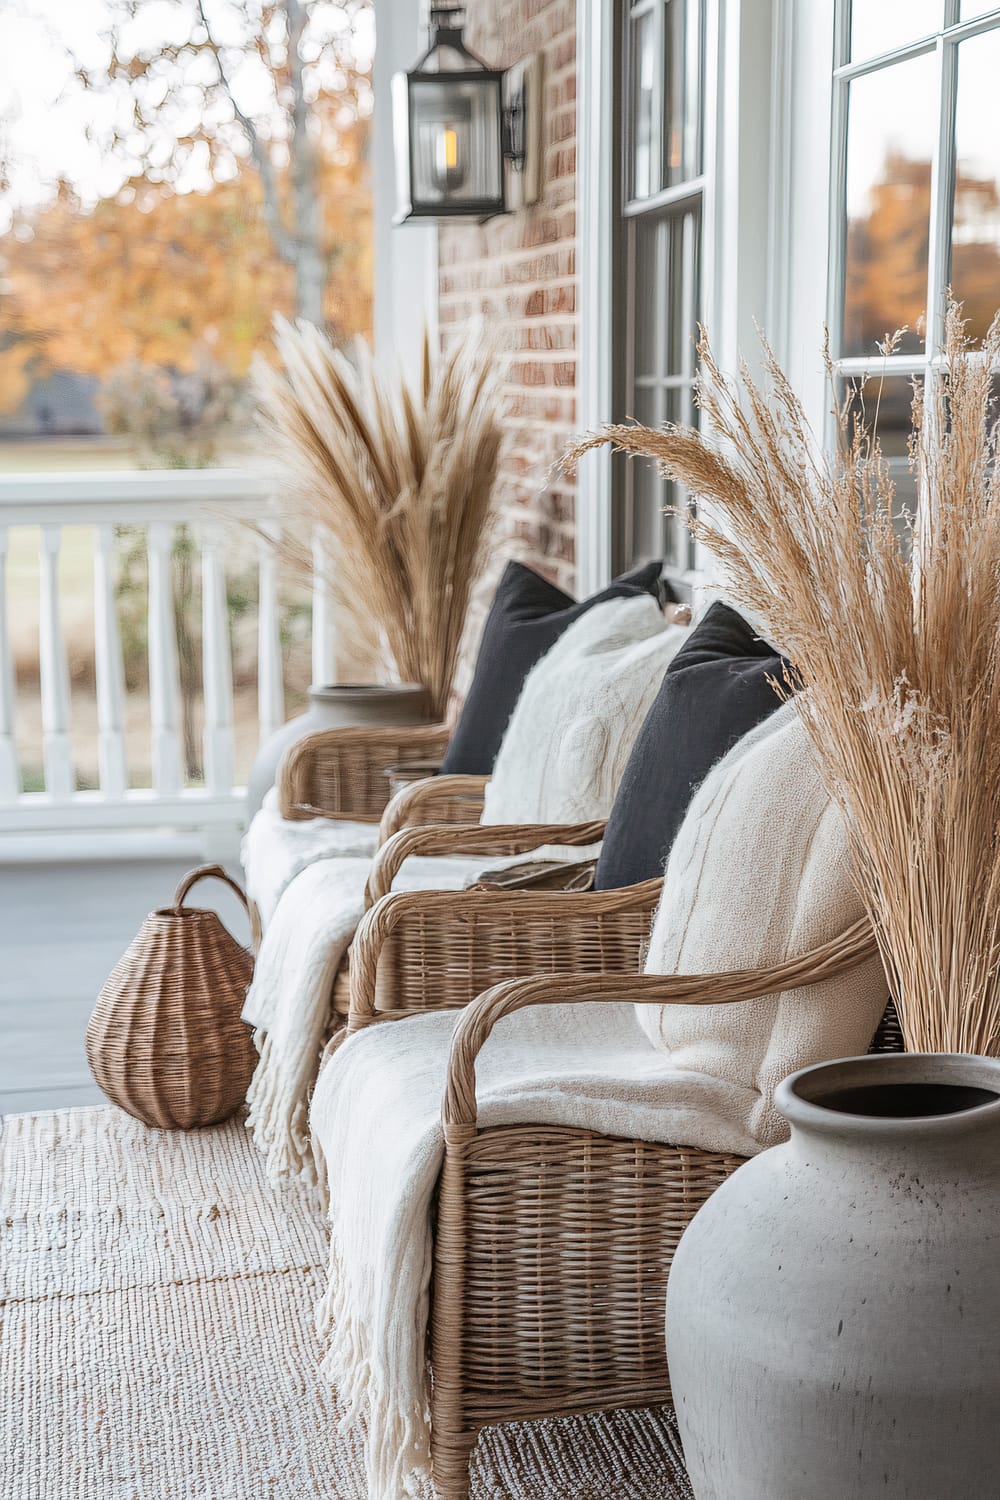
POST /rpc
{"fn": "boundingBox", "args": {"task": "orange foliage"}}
[845,152,1000,353]
[0,125,372,412]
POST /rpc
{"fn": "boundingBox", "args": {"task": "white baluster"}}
[38,524,74,799]
[200,521,235,796]
[311,528,336,688]
[146,521,183,795]
[257,522,284,742]
[0,527,19,799]
[93,523,128,798]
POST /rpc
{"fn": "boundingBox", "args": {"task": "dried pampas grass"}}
[566,307,1000,1057]
[255,320,505,719]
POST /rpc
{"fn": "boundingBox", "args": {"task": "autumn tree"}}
[68,0,372,327]
[0,152,371,405]
[845,151,1000,353]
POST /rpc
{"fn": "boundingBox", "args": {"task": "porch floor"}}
[0,855,250,1116]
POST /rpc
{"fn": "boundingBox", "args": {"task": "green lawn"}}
[0,437,144,473]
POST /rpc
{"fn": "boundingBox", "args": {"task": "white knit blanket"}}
[242,853,493,1184]
[309,1000,780,1500]
[241,788,379,931]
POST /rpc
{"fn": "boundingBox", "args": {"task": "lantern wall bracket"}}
[391,4,543,224]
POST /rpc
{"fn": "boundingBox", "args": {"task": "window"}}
[831,2,1000,494]
[615,0,706,573]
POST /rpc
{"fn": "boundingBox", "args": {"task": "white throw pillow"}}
[482,595,688,826]
[637,700,887,1148]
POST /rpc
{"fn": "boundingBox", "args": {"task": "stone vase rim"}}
[776,1051,1000,1139]
[307,682,427,701]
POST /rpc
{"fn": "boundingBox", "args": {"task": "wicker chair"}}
[275,722,455,823]
[338,915,899,1500]
[274,728,638,1031]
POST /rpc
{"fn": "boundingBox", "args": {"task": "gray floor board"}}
[0,857,247,1110]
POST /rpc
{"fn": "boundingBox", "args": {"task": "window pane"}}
[842,53,938,356]
[849,2,943,63]
[667,210,700,375]
[632,218,660,378]
[960,2,1000,18]
[630,7,658,200]
[842,374,917,457]
[952,26,1000,344]
[840,375,919,531]
[663,0,701,185]
[629,384,668,563]
[631,210,700,382]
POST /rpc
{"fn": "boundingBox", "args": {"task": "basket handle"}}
[173,864,249,914]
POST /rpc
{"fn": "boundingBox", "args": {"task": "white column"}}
[200,521,235,796]
[574,0,617,594]
[311,528,336,688]
[93,523,128,798]
[146,520,183,795]
[0,527,19,799]
[38,524,74,799]
[257,522,284,742]
[372,0,438,381]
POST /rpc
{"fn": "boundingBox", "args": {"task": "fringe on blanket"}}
[244,1029,323,1187]
[316,1228,434,1500]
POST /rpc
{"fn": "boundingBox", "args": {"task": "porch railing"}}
[0,470,331,844]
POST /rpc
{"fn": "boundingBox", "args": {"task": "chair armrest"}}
[276,722,451,821]
[442,917,879,1136]
[347,879,662,1031]
[364,819,608,907]
[378,774,490,843]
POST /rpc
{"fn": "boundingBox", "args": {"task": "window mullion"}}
[825,65,851,456]
[652,0,665,194]
[925,33,957,360]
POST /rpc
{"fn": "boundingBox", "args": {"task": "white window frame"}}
[576,0,779,599]
[828,2,1000,401]
[372,0,438,382]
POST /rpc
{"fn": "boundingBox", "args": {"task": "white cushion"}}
[482,595,688,826]
[241,787,378,930]
[637,700,887,1148]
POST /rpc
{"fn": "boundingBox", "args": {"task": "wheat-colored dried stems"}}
[566,306,1000,1057]
[255,321,505,719]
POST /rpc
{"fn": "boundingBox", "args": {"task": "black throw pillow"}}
[595,602,795,890]
[440,559,670,776]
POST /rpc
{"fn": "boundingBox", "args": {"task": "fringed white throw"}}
[242,787,378,931]
[311,1001,708,1500]
[309,702,889,1500]
[243,853,490,1184]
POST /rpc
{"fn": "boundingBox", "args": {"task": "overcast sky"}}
[1,1,997,234]
[0,0,374,233]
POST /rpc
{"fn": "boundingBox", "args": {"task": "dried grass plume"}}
[565,307,1000,1056]
[255,320,505,719]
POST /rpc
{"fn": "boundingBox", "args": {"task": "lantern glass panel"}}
[409,76,502,210]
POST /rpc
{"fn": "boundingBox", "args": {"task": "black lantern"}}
[393,6,507,222]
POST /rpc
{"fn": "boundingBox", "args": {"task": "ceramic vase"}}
[666,1051,1000,1499]
[245,682,430,819]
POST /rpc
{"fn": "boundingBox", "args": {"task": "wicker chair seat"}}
[332,925,897,1500]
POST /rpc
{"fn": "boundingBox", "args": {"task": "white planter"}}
[246,683,431,819]
[666,1051,1000,1499]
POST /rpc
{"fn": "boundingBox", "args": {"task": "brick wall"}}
[438,0,579,593]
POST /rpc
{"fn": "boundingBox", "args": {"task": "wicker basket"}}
[86,865,256,1129]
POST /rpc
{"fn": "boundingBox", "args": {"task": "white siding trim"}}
[574,0,616,594]
[372,0,438,376]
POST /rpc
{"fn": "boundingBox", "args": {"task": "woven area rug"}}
[0,1106,693,1500]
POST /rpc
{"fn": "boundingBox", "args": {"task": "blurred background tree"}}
[69,0,371,329]
[0,0,373,423]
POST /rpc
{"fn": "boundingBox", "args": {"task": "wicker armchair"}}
[339,918,897,1500]
[275,722,454,823]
